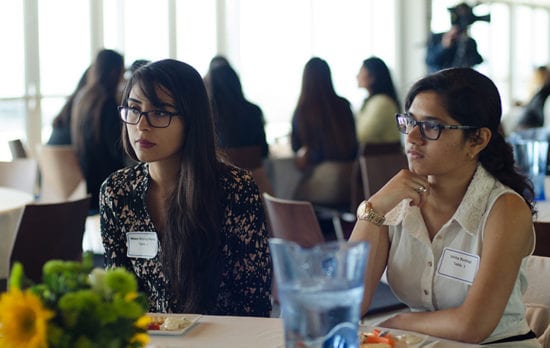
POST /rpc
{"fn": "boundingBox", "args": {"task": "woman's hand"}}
[368,169,429,214]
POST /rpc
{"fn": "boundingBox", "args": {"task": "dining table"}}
[0,186,34,290]
[146,314,484,348]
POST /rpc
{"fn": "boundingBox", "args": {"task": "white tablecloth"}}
[146,315,482,348]
[0,187,34,280]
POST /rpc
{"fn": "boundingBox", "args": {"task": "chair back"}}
[351,142,403,210]
[0,158,38,195]
[262,193,324,247]
[10,196,91,283]
[360,151,408,199]
[222,146,264,170]
[8,139,28,159]
[35,144,87,202]
[222,146,273,195]
[523,255,550,347]
[262,193,325,306]
[533,221,550,257]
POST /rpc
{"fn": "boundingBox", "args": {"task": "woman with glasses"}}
[100,59,272,317]
[350,68,540,346]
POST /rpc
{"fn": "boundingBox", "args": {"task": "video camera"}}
[449,2,491,31]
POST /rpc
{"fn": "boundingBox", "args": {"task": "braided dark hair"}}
[405,68,535,213]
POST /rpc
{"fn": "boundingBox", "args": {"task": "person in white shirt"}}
[350,67,540,346]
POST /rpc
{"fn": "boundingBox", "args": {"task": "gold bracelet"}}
[356,200,385,226]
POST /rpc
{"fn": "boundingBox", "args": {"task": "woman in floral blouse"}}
[100,59,272,316]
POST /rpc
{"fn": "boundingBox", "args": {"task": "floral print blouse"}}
[100,162,272,317]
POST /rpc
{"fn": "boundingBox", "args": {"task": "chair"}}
[8,139,28,159]
[10,195,91,283]
[222,146,273,195]
[351,142,403,211]
[222,146,264,170]
[35,144,87,202]
[533,221,550,257]
[360,151,408,199]
[523,255,550,347]
[0,158,38,195]
[262,192,325,247]
[262,193,326,306]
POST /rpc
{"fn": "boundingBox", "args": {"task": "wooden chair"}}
[262,193,325,306]
[262,192,325,247]
[351,142,403,211]
[533,221,550,257]
[523,255,550,346]
[10,195,91,283]
[35,144,87,203]
[8,139,28,159]
[359,151,408,199]
[0,158,38,195]
[222,146,273,195]
[221,146,264,170]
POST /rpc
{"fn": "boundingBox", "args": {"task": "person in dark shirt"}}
[100,59,272,316]
[204,56,268,158]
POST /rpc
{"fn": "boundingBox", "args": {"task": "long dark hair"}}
[405,67,535,213]
[120,59,224,313]
[361,56,401,110]
[72,49,124,149]
[292,57,357,162]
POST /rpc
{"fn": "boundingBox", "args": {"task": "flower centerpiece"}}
[0,253,150,348]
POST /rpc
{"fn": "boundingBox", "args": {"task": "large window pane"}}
[107,0,170,63]
[38,0,90,96]
[0,1,24,97]
[0,100,26,161]
[176,0,217,76]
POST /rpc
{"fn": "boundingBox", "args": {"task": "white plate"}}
[147,313,201,336]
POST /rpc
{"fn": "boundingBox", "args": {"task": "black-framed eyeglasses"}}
[395,113,478,141]
[118,106,180,128]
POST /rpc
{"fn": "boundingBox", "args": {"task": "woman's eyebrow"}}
[407,111,441,122]
[127,97,142,104]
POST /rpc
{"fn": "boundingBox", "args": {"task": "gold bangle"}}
[356,200,385,226]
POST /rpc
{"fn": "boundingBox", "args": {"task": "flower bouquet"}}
[0,253,150,348]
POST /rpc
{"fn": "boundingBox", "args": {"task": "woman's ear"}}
[468,128,492,157]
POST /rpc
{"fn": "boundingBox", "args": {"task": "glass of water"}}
[269,238,369,348]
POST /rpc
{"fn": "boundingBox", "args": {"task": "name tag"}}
[436,247,479,285]
[126,232,158,259]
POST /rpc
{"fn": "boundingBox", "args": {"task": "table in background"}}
[0,187,34,289]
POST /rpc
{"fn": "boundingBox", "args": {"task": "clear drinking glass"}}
[269,238,369,348]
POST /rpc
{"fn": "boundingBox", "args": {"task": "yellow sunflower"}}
[0,288,54,348]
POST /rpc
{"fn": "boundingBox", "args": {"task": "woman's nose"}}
[136,113,151,130]
[407,124,423,144]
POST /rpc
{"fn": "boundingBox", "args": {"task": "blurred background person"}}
[426,2,489,73]
[71,49,126,212]
[204,56,268,158]
[515,68,550,129]
[291,57,357,171]
[355,56,401,145]
[46,67,89,145]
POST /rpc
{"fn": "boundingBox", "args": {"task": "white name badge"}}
[436,247,479,285]
[126,232,159,259]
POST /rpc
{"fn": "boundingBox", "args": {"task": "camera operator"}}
[426,2,489,73]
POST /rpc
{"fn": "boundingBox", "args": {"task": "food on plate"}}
[361,329,396,347]
[146,315,192,331]
[360,329,424,348]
